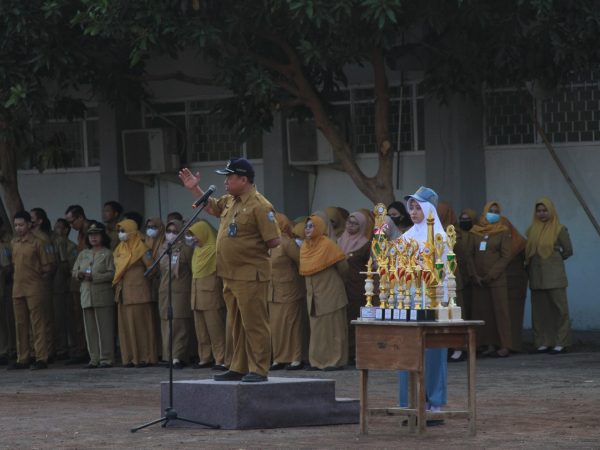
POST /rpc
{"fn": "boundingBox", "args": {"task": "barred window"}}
[485,70,600,146]
[25,109,99,169]
[143,99,262,163]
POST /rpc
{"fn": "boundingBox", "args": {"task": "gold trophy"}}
[445,225,462,321]
[434,232,450,321]
[359,257,377,320]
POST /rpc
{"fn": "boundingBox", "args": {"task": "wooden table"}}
[352,320,483,436]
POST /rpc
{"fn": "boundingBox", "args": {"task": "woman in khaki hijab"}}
[269,213,308,371]
[525,198,573,354]
[157,220,194,369]
[113,219,158,367]
[468,201,512,358]
[300,215,349,370]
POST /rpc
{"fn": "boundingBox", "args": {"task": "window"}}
[25,108,99,169]
[143,99,263,163]
[485,70,600,146]
[327,83,425,154]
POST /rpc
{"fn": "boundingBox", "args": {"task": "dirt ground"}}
[1,333,599,449]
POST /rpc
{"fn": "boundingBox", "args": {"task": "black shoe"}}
[323,366,344,371]
[99,362,113,368]
[7,362,28,370]
[65,356,87,365]
[157,360,169,367]
[135,362,149,368]
[212,364,228,371]
[241,372,268,383]
[270,362,287,371]
[213,370,245,381]
[285,362,305,371]
[192,361,214,369]
[123,362,135,368]
[172,361,184,370]
[84,362,98,369]
[31,360,48,370]
[549,347,567,355]
[306,365,320,371]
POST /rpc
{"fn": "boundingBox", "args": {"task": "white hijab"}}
[402,198,448,305]
[402,199,447,247]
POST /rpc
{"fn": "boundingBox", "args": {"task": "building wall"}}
[17,168,103,222]
[486,143,600,329]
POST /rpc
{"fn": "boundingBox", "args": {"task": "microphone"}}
[192,185,216,208]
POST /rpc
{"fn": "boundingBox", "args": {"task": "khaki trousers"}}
[531,289,571,348]
[160,317,194,363]
[118,302,158,365]
[192,309,226,364]
[0,290,16,357]
[68,291,87,357]
[472,284,512,349]
[268,300,305,364]
[52,291,69,356]
[13,295,49,363]
[83,305,115,365]
[222,278,271,376]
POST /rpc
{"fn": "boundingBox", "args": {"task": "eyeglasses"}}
[347,220,359,226]
[304,223,314,229]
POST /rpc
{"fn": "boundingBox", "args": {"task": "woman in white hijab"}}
[398,186,448,423]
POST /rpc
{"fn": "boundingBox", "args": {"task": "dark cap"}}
[86,222,106,235]
[404,186,439,207]
[215,157,255,179]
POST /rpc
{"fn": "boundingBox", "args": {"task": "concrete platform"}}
[160,377,359,429]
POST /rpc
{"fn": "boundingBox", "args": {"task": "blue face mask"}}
[486,212,501,224]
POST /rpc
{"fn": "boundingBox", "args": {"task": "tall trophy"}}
[445,225,463,321]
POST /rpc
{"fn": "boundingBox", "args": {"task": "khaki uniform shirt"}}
[0,238,11,298]
[53,236,78,294]
[467,231,512,287]
[270,235,306,303]
[528,226,573,290]
[72,248,116,308]
[208,185,280,281]
[11,232,54,298]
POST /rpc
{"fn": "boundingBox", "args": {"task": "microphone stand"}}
[131,191,220,432]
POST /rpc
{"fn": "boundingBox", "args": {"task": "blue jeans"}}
[398,348,448,408]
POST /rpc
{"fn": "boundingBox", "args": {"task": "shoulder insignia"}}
[267,211,275,222]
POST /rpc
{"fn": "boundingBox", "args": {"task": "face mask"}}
[485,212,501,224]
[459,220,473,231]
[184,235,195,247]
[118,231,128,241]
[390,216,403,227]
[146,228,158,238]
[165,232,177,243]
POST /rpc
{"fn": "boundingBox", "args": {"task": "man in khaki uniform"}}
[180,157,280,382]
[64,205,90,364]
[8,211,54,370]
[0,218,14,365]
[102,200,123,250]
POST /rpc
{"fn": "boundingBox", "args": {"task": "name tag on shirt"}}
[479,241,487,251]
[171,255,179,266]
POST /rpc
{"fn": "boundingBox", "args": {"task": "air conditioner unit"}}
[286,119,334,165]
[121,128,180,175]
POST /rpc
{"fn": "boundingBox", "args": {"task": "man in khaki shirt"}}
[8,211,54,370]
[64,204,90,364]
[0,218,14,365]
[180,158,280,382]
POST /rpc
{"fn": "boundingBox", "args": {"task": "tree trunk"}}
[0,123,24,222]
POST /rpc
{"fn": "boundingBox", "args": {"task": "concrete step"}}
[160,377,359,429]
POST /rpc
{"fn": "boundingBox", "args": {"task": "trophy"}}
[359,257,378,320]
[445,225,462,321]
[434,232,450,321]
